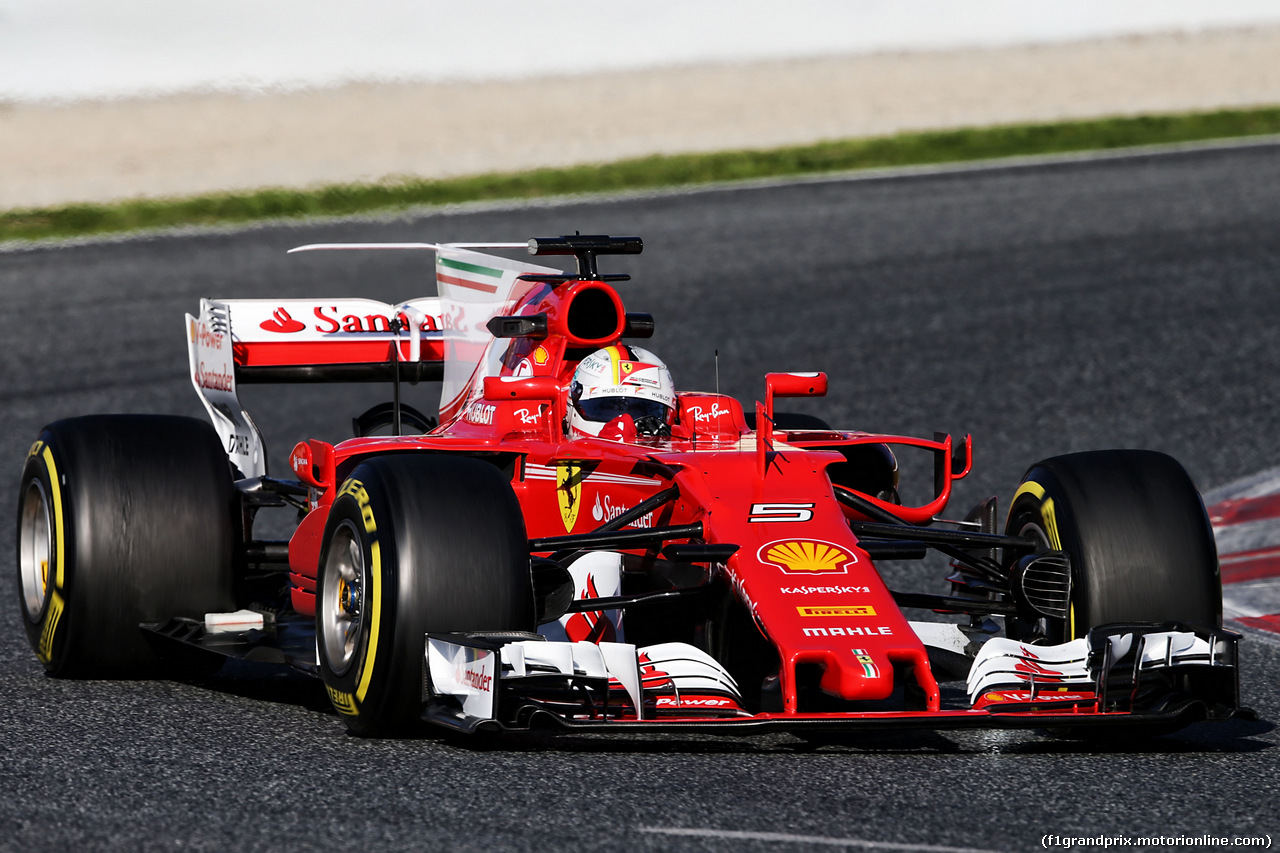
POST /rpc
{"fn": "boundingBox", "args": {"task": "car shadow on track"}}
[980,715,1277,756]
[195,658,336,717]
[439,716,1276,756]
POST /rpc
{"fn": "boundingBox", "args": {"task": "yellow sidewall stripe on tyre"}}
[1012,481,1045,503]
[1011,480,1062,550]
[356,540,382,704]
[333,477,385,709]
[41,445,65,589]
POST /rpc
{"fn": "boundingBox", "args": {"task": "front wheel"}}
[316,455,534,736]
[1005,449,1220,643]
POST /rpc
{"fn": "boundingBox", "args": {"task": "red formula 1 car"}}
[16,235,1242,738]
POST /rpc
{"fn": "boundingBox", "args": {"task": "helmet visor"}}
[577,396,670,425]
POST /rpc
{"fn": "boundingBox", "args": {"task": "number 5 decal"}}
[749,503,814,522]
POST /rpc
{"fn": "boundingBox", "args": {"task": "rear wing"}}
[186,243,561,478]
[189,297,445,384]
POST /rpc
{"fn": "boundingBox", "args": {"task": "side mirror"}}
[289,440,335,490]
[765,372,828,401]
[757,372,828,476]
[761,372,828,432]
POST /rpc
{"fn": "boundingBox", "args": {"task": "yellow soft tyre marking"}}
[356,540,382,704]
[30,444,68,667]
[41,446,65,589]
[1041,497,1062,550]
[329,477,385,714]
[1011,480,1045,503]
[327,686,358,716]
[1012,479,1062,549]
[36,590,65,665]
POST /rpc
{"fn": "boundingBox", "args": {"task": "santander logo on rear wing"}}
[203,296,447,374]
[186,241,565,478]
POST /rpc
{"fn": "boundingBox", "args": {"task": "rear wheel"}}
[16,415,238,676]
[1005,449,1220,643]
[317,455,534,736]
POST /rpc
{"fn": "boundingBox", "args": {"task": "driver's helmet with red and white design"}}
[567,345,676,439]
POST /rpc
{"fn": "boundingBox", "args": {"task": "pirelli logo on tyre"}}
[327,685,359,716]
[337,478,376,534]
[37,590,64,665]
[795,605,876,618]
[758,539,858,574]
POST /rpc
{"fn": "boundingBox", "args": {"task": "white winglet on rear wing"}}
[185,242,562,477]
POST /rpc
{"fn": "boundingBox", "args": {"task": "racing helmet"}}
[567,345,676,438]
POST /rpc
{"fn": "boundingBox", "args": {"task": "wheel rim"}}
[1017,520,1052,551]
[19,480,52,620]
[321,520,366,677]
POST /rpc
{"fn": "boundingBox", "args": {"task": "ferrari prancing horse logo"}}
[556,462,583,532]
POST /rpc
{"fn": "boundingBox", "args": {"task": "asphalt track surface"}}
[3,143,1280,851]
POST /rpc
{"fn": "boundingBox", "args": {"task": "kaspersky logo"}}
[758,539,858,574]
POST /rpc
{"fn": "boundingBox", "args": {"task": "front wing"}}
[423,623,1243,735]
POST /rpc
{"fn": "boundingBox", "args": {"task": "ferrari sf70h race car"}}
[17,235,1242,739]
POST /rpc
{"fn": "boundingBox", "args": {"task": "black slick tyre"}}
[316,454,534,737]
[1005,449,1220,643]
[16,415,238,676]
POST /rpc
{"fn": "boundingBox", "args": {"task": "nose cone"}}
[802,647,895,702]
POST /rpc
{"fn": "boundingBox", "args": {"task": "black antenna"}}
[715,349,720,397]
[389,316,405,435]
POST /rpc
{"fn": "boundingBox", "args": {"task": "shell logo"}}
[758,539,858,574]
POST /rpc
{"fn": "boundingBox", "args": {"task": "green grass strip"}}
[5,105,1280,243]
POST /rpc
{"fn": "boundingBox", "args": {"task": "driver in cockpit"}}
[565,345,675,440]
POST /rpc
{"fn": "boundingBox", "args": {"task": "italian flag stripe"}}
[439,257,503,278]
[437,272,498,294]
